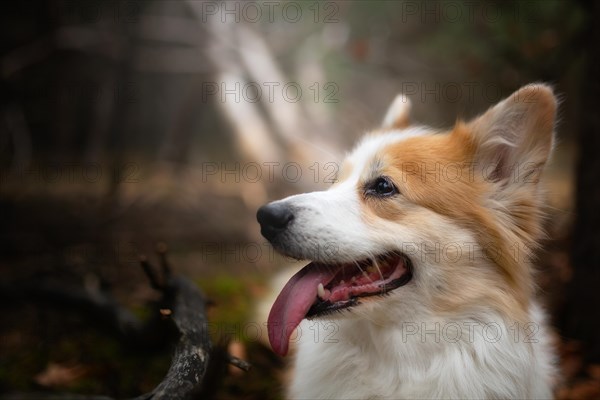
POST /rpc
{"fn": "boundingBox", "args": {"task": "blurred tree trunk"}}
[562,0,600,363]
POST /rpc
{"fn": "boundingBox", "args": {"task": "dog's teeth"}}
[317,283,325,299]
[340,280,345,285]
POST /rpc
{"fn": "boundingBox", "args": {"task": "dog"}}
[257,83,557,399]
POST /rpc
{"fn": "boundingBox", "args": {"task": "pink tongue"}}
[267,262,338,356]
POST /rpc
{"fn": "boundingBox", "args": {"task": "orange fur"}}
[355,119,551,321]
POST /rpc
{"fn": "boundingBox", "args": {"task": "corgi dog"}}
[257,84,557,399]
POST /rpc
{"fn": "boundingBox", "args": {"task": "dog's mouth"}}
[267,252,413,356]
[307,252,413,317]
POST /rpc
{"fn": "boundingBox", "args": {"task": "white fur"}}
[382,94,412,128]
[292,303,554,399]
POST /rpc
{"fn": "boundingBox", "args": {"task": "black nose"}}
[257,203,294,241]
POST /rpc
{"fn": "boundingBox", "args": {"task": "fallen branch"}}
[2,245,251,399]
[134,251,212,399]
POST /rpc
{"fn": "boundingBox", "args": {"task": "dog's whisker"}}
[353,260,371,283]
[373,258,384,281]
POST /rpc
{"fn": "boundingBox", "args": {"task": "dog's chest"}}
[289,321,414,399]
[288,312,555,399]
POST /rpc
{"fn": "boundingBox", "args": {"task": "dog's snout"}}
[257,203,294,241]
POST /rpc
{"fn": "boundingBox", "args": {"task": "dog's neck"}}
[291,302,554,399]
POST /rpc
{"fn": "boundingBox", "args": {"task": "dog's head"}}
[258,84,557,356]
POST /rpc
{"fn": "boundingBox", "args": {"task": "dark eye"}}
[367,176,398,197]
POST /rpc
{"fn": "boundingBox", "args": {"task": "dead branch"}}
[2,247,251,399]
[133,255,212,399]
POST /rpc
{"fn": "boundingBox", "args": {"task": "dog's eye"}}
[367,176,398,197]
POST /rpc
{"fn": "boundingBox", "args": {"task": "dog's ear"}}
[382,94,412,129]
[467,83,557,184]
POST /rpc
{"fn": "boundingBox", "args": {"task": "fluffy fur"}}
[262,84,557,399]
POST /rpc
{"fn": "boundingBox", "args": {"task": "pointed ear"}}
[382,94,412,129]
[468,83,557,184]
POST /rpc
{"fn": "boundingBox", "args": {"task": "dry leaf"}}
[34,362,87,387]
